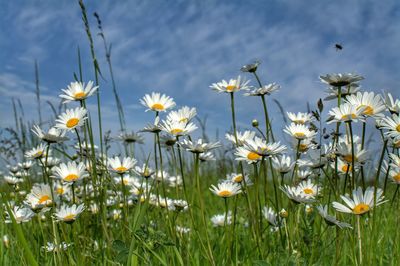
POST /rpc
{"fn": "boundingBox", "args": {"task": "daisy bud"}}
[3,235,9,248]
[305,205,313,214]
[279,208,288,218]
[252,119,259,127]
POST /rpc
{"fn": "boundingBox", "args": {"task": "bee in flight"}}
[335,43,343,51]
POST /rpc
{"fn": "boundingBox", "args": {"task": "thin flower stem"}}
[348,122,356,190]
[357,215,363,265]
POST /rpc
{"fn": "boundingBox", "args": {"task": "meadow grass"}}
[1,1,400,266]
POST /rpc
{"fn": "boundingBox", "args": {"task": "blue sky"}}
[1,0,400,144]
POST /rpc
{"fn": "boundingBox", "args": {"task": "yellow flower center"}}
[294,132,306,138]
[64,214,76,221]
[299,144,309,152]
[247,152,261,161]
[393,173,400,182]
[295,119,305,124]
[115,166,128,173]
[233,175,243,183]
[226,85,236,92]
[34,151,43,157]
[341,114,357,120]
[218,190,232,197]
[396,125,400,132]
[38,195,50,204]
[341,164,352,173]
[64,174,79,182]
[171,128,183,135]
[123,179,129,185]
[74,91,86,99]
[179,118,188,123]
[353,203,370,215]
[56,188,64,195]
[66,118,79,128]
[303,188,314,195]
[343,154,357,163]
[359,105,374,116]
[151,103,165,111]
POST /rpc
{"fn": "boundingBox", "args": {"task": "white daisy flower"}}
[140,92,176,112]
[284,123,317,140]
[389,166,400,184]
[5,206,35,223]
[262,206,280,227]
[380,114,400,141]
[226,172,252,185]
[286,112,314,124]
[211,212,232,227]
[297,179,321,198]
[166,106,197,123]
[161,120,197,137]
[244,83,280,96]
[235,146,261,164]
[272,155,294,174]
[210,181,242,198]
[225,130,256,146]
[3,175,23,185]
[210,75,250,93]
[25,184,55,210]
[173,199,189,212]
[280,185,316,204]
[178,138,221,154]
[32,125,68,143]
[243,137,287,157]
[199,152,216,162]
[141,117,163,133]
[328,103,365,123]
[134,164,154,179]
[332,187,387,215]
[108,157,137,174]
[316,205,352,229]
[319,73,364,87]
[297,149,328,169]
[240,60,260,73]
[54,204,85,223]
[333,159,354,175]
[19,161,34,170]
[345,91,386,118]
[55,107,87,131]
[25,143,48,160]
[59,81,98,102]
[336,142,368,165]
[297,169,313,180]
[52,161,87,183]
[42,242,71,252]
[118,131,144,144]
[324,84,360,101]
[382,91,400,114]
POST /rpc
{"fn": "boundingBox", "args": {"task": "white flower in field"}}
[134,164,154,179]
[7,165,19,174]
[25,184,55,210]
[167,175,183,187]
[286,112,315,124]
[25,143,48,159]
[345,91,386,118]
[158,198,176,211]
[178,138,221,153]
[272,155,294,174]
[111,209,122,220]
[55,107,87,131]
[113,174,137,186]
[210,75,250,93]
[235,146,261,164]
[54,204,85,223]
[243,137,287,157]
[52,161,87,183]
[3,175,23,185]
[173,199,189,212]
[54,183,71,196]
[328,103,365,123]
[153,170,169,182]
[226,172,252,185]
[332,187,387,215]
[262,206,280,227]
[167,106,197,123]
[389,153,400,168]
[118,131,144,144]
[380,114,400,141]
[176,226,191,234]
[161,120,197,137]
[108,156,137,174]
[284,123,317,140]
[46,157,61,167]
[141,117,163,133]
[19,161,34,170]
[59,81,98,102]
[333,159,355,175]
[316,205,352,229]
[324,84,360,101]
[280,185,316,204]
[319,73,364,87]
[32,125,68,143]
[336,142,368,165]
[297,169,313,180]
[5,206,35,223]
[389,166,400,184]
[244,83,280,96]
[297,149,327,169]
[199,152,216,162]
[210,181,242,198]
[225,130,256,146]
[74,142,98,153]
[140,92,176,112]
[90,203,99,214]
[211,212,232,227]
[291,138,316,153]
[42,242,71,252]
[160,134,178,147]
[382,91,400,114]
[297,179,321,198]
[240,60,260,73]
